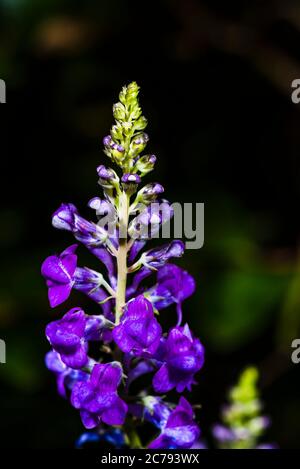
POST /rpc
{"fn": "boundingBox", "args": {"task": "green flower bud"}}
[134,115,148,131]
[126,81,140,102]
[134,154,156,176]
[129,132,149,157]
[111,123,123,141]
[113,102,126,121]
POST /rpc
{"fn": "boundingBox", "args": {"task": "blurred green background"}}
[1,0,300,448]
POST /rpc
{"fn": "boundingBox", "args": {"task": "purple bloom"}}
[141,240,185,269]
[97,165,119,186]
[127,241,185,296]
[41,244,78,307]
[45,350,89,398]
[45,307,89,369]
[150,264,196,325]
[71,363,128,429]
[52,203,108,247]
[113,295,162,356]
[41,245,114,309]
[153,324,204,393]
[148,397,200,449]
[52,203,78,231]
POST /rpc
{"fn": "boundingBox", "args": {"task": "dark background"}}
[1,0,300,448]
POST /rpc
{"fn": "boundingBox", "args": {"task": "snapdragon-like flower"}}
[113,295,162,356]
[149,264,196,325]
[42,81,206,449]
[45,350,89,398]
[46,307,90,368]
[41,244,78,307]
[148,397,200,449]
[71,363,127,429]
[153,324,205,393]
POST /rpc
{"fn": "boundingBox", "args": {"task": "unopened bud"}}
[134,154,156,176]
[121,173,141,194]
[129,132,149,157]
[136,183,164,203]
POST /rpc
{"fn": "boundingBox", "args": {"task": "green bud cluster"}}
[104,82,152,173]
[217,367,270,449]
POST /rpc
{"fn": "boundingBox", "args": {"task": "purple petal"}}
[112,324,139,353]
[90,363,122,393]
[80,410,99,429]
[45,350,66,374]
[101,396,128,425]
[153,364,173,393]
[60,344,88,369]
[126,295,153,320]
[164,425,200,448]
[48,283,72,307]
[41,255,71,284]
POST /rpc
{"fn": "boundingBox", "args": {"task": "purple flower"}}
[150,264,196,325]
[153,324,204,393]
[45,307,89,369]
[45,350,89,397]
[71,363,128,429]
[41,244,78,307]
[148,397,200,449]
[113,295,162,356]
[52,203,108,247]
[41,245,114,309]
[97,165,119,186]
[141,240,185,269]
[127,241,185,297]
[52,203,78,231]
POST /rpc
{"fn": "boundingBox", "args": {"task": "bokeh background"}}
[1,0,300,448]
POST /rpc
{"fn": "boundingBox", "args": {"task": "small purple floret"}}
[71,362,128,429]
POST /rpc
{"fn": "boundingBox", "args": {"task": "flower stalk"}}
[115,190,129,324]
[40,81,275,450]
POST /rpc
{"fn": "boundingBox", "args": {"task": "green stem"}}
[128,428,143,449]
[115,191,129,324]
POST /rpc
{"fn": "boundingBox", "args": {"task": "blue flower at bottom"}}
[75,428,126,449]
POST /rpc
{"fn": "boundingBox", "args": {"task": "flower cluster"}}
[42,82,204,449]
[213,367,276,449]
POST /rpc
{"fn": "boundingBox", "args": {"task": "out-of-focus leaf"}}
[203,269,290,351]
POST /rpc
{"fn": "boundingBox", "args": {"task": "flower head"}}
[113,295,162,356]
[45,307,89,369]
[71,363,127,429]
[153,324,204,393]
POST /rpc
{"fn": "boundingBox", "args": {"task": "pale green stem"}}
[115,191,129,324]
